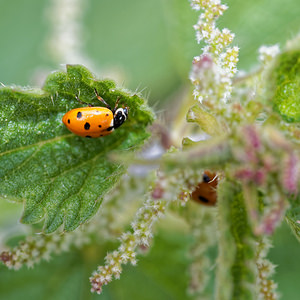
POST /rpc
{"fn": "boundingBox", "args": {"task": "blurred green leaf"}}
[182,137,200,148]
[270,50,300,123]
[164,136,232,171]
[187,105,223,137]
[0,65,154,233]
[285,194,300,242]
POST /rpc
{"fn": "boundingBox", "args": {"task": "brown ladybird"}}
[190,171,218,206]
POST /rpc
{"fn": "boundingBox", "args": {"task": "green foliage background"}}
[0,0,299,299]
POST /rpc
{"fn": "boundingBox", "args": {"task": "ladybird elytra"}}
[62,90,128,138]
[190,171,218,206]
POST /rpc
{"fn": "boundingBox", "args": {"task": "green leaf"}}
[0,65,154,233]
[163,135,232,171]
[285,194,300,242]
[270,50,300,123]
[186,105,224,137]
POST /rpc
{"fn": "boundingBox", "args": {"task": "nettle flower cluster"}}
[47,0,93,66]
[233,125,299,235]
[90,167,203,294]
[259,44,280,64]
[190,0,239,103]
[0,227,90,270]
[256,238,278,300]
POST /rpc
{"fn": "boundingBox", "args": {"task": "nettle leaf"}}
[270,50,300,123]
[285,194,300,242]
[0,65,154,233]
[186,104,223,137]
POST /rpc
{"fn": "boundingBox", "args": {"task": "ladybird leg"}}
[94,88,111,109]
[75,94,93,107]
[208,174,218,184]
[112,96,122,113]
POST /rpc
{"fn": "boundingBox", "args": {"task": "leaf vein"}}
[0,134,73,158]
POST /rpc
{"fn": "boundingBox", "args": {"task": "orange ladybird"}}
[62,89,128,138]
[190,171,218,206]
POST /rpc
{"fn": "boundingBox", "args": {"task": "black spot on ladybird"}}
[106,126,114,132]
[85,135,92,138]
[84,122,90,130]
[67,119,70,124]
[198,196,209,203]
[77,112,82,119]
[98,125,102,128]
[106,113,109,117]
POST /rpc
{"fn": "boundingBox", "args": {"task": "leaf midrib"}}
[0,133,73,157]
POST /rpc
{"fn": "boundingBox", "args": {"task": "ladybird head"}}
[113,107,129,129]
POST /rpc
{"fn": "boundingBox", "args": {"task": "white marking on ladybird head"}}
[114,108,128,120]
[113,107,129,129]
